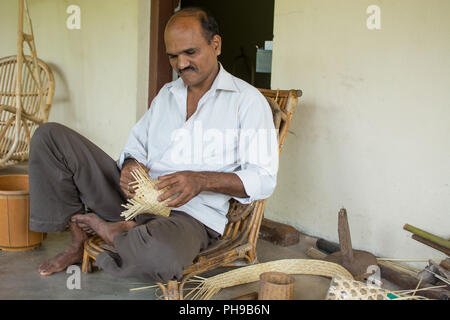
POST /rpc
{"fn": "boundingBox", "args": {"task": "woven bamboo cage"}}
[0,0,55,168]
[121,163,174,220]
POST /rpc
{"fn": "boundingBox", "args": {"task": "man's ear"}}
[211,34,222,56]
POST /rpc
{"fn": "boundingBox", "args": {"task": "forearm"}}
[199,171,249,198]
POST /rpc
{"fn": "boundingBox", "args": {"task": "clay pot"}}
[0,174,45,251]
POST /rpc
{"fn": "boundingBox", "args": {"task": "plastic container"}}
[0,174,45,251]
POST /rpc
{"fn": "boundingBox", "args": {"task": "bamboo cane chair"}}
[81,88,302,300]
[0,0,55,168]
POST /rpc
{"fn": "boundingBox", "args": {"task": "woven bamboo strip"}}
[2,62,15,118]
[120,164,173,220]
[0,1,55,167]
[231,220,241,238]
[186,259,353,300]
[403,224,450,249]
[326,275,432,300]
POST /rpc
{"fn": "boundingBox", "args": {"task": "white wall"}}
[0,0,150,159]
[267,0,449,264]
[1,0,448,264]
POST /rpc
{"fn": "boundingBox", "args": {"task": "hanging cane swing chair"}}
[0,0,55,168]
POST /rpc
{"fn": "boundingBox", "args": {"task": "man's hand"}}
[155,171,207,208]
[120,158,149,199]
[155,171,248,208]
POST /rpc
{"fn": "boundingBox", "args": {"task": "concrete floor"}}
[0,163,399,300]
[0,232,331,300]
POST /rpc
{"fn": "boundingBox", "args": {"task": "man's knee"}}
[32,122,62,144]
[34,122,67,138]
[136,245,184,282]
[31,122,71,153]
[120,233,185,282]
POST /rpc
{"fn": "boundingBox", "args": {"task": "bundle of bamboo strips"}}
[182,259,354,300]
[121,165,174,221]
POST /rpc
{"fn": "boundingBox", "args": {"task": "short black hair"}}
[172,7,220,43]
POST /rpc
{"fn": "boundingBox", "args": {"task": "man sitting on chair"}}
[30,7,278,282]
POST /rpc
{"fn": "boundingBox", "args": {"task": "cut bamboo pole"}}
[403,224,450,250]
[411,235,450,256]
[377,258,434,263]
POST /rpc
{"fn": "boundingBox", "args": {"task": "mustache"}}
[177,66,196,75]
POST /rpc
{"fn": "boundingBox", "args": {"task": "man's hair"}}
[171,7,220,43]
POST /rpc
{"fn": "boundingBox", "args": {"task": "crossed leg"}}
[71,213,136,246]
[29,123,127,276]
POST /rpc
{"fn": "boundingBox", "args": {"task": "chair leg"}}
[167,280,181,300]
[158,280,181,300]
[247,247,259,265]
[81,247,91,273]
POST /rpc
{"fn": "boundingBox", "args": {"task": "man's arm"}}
[117,96,159,170]
[155,171,248,208]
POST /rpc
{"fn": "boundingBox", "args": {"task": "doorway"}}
[148,0,275,105]
[180,0,275,89]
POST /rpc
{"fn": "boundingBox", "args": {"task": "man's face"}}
[164,16,221,88]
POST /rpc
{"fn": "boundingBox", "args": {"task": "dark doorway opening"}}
[180,0,275,89]
[148,0,275,105]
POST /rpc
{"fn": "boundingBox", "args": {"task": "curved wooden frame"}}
[0,0,55,168]
[0,56,55,167]
[82,88,302,300]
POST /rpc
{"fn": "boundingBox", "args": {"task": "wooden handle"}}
[338,208,354,264]
[411,234,450,256]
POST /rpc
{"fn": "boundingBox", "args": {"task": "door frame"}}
[148,0,180,107]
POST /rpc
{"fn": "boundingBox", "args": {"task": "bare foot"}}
[75,220,97,235]
[38,221,87,276]
[71,213,136,246]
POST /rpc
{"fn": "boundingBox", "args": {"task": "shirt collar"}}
[167,63,240,93]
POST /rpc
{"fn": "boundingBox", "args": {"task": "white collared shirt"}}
[117,65,278,234]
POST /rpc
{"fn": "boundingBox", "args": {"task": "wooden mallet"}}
[324,208,378,280]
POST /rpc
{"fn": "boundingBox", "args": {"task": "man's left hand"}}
[155,171,207,208]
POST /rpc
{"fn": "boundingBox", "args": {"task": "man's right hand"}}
[120,158,149,199]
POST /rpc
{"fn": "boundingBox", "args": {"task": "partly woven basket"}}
[182,259,354,300]
[121,165,173,220]
[326,275,430,300]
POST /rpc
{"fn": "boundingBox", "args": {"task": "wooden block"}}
[258,218,300,246]
[317,238,340,254]
[440,258,450,271]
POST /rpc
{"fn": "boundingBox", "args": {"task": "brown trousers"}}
[29,122,219,282]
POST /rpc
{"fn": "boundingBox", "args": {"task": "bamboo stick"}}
[411,234,450,256]
[403,224,450,250]
[377,258,433,263]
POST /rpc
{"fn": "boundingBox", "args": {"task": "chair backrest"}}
[0,55,55,167]
[198,89,301,260]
